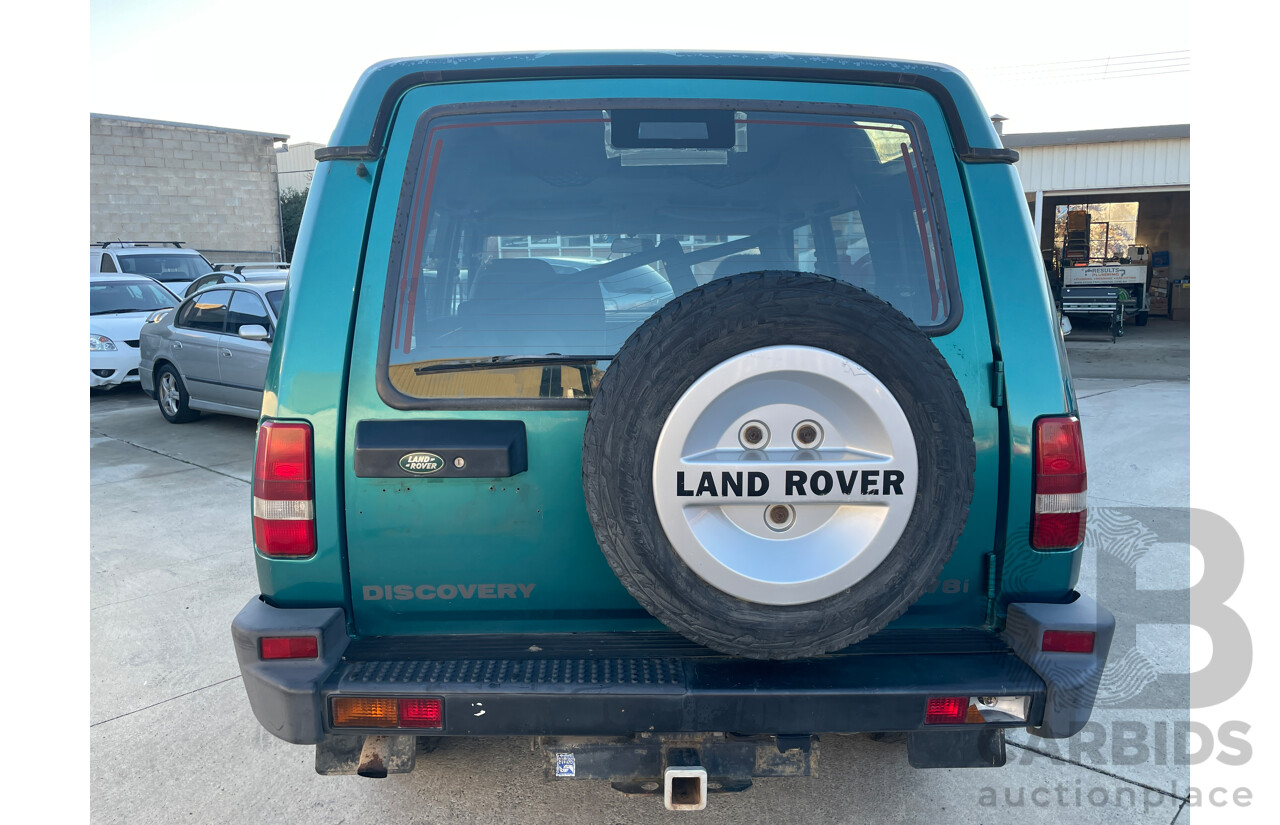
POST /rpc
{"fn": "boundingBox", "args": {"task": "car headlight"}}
[90,334,117,351]
[145,309,171,324]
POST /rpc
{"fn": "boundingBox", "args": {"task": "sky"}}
[88,0,1192,145]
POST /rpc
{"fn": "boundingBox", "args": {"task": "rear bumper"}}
[232,593,1112,747]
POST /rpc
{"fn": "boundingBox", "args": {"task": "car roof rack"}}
[213,262,291,273]
[95,241,186,248]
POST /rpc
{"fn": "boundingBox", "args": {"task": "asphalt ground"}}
[88,318,1192,824]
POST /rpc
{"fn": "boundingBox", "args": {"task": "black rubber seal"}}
[315,64,1016,164]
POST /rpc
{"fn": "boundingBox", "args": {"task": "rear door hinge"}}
[990,360,1006,407]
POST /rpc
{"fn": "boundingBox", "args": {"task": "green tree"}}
[280,187,309,262]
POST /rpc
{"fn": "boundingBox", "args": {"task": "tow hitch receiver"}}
[540,733,817,807]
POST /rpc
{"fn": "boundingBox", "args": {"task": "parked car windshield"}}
[265,290,284,316]
[385,105,953,401]
[118,253,214,283]
[90,281,179,315]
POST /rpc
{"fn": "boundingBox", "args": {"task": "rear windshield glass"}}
[385,105,953,401]
[90,281,179,315]
[118,253,213,283]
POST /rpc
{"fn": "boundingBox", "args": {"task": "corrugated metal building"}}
[1004,125,1190,283]
[277,141,323,194]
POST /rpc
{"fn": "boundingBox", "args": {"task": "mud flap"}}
[315,734,418,776]
[907,728,1006,768]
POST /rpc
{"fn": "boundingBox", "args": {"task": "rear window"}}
[118,253,213,283]
[384,103,955,403]
[90,281,178,315]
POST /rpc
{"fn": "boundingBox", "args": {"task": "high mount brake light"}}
[1032,416,1087,550]
[253,421,316,558]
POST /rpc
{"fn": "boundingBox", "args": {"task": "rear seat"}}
[455,258,606,356]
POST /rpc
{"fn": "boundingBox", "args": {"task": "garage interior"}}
[1002,124,1190,326]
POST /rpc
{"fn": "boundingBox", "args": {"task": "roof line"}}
[1002,124,1188,148]
[90,113,289,142]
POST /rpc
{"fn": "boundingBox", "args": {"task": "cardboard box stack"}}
[1170,281,1190,321]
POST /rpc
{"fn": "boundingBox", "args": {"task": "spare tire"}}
[582,271,975,659]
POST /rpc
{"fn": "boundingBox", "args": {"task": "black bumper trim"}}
[321,649,1044,737]
[232,596,1118,744]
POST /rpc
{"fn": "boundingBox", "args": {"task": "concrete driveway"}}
[89,319,1191,824]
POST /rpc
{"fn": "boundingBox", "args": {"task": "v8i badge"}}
[399,451,444,474]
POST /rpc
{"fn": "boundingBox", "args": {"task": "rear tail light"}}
[1042,629,1096,653]
[253,421,316,558]
[260,636,319,660]
[925,695,1030,724]
[331,697,445,729]
[398,699,444,729]
[924,696,968,725]
[1032,416,1087,549]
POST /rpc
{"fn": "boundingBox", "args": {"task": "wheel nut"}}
[792,420,823,448]
[765,504,796,532]
[738,420,770,449]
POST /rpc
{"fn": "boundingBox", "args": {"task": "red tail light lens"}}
[253,519,317,558]
[398,698,444,728]
[924,696,968,725]
[261,636,319,659]
[253,421,316,558]
[1032,416,1087,549]
[1042,630,1096,653]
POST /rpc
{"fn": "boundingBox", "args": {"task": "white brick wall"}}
[90,115,286,262]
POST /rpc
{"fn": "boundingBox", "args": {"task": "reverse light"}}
[1042,629,1096,653]
[1032,416,1087,549]
[90,333,117,351]
[260,636,319,659]
[253,421,316,558]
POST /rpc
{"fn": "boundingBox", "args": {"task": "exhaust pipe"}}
[663,766,708,811]
[357,735,395,778]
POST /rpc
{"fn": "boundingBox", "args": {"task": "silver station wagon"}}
[139,280,285,423]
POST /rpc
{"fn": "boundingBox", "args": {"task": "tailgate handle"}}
[353,420,528,479]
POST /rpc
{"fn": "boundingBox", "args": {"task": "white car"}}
[90,242,216,296]
[90,273,181,388]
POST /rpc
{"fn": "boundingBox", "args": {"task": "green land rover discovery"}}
[231,51,1111,806]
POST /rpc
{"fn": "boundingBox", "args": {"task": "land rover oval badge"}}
[399,451,445,475]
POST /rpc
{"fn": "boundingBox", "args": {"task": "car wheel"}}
[155,364,200,424]
[1135,311,1149,326]
[582,271,975,659]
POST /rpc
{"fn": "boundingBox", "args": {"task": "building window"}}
[1054,202,1139,264]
